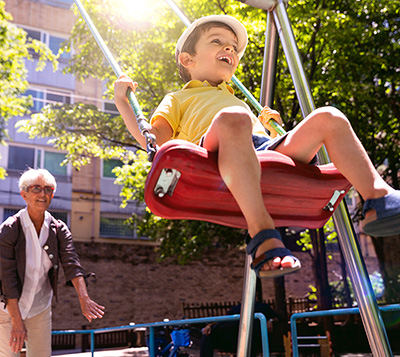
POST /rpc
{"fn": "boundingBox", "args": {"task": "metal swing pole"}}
[251,0,392,355]
[73,0,157,161]
[236,11,282,357]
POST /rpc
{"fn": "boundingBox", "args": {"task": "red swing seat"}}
[144,140,352,229]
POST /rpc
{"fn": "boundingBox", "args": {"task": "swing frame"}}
[73,0,393,355]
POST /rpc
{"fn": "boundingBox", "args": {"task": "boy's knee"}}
[313,106,350,127]
[213,106,253,133]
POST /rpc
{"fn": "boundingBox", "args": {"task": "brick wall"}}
[51,241,379,331]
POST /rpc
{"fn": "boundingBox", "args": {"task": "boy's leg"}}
[273,106,400,235]
[273,106,393,200]
[202,106,295,271]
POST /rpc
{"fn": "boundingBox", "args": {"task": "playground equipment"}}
[73,0,394,355]
[283,331,332,357]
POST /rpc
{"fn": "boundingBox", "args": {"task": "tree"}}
[17,0,260,261]
[16,0,400,297]
[0,0,57,178]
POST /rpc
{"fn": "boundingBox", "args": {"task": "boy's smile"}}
[182,27,239,86]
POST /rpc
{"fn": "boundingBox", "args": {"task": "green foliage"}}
[112,150,245,263]
[308,270,385,308]
[0,1,58,123]
[15,0,400,262]
[297,218,337,252]
[16,103,140,169]
[0,0,57,179]
[280,0,400,188]
[133,210,245,264]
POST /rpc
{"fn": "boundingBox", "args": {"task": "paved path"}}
[51,348,382,357]
[52,347,150,356]
[52,350,400,357]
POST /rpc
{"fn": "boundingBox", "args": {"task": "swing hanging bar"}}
[163,0,285,137]
[73,0,157,161]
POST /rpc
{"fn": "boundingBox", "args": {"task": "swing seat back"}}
[144,140,352,229]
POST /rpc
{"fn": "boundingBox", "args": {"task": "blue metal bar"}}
[257,313,270,356]
[52,313,270,356]
[289,304,400,357]
[149,326,155,357]
[90,332,95,356]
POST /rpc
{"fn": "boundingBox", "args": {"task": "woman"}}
[0,168,105,357]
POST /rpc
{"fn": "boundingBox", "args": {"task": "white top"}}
[16,209,53,319]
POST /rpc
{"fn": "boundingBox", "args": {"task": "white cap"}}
[176,15,248,59]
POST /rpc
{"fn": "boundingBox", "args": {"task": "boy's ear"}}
[178,52,194,68]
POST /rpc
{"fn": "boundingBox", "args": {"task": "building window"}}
[24,87,72,112]
[25,89,45,112]
[43,151,68,176]
[49,210,68,224]
[24,28,41,42]
[99,216,136,239]
[103,159,123,178]
[103,101,119,117]
[2,208,67,224]
[23,27,71,60]
[46,90,71,106]
[7,145,69,177]
[3,208,20,221]
[39,0,74,9]
[8,146,35,171]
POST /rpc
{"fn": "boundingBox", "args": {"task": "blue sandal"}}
[363,190,400,237]
[246,229,301,279]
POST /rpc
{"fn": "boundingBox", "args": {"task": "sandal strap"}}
[245,229,282,259]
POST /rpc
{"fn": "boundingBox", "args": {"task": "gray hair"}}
[18,168,57,193]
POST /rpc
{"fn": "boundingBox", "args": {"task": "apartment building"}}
[2,0,145,243]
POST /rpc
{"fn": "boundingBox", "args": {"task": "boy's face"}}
[181,27,239,86]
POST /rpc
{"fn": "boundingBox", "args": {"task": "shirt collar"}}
[20,208,51,229]
[183,80,235,94]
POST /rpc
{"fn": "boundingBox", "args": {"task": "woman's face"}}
[20,175,54,214]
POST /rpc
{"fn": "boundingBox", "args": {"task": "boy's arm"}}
[114,74,173,148]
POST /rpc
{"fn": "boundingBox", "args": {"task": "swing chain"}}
[135,115,158,161]
[144,130,158,162]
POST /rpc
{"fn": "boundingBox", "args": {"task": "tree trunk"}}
[274,228,289,332]
[310,229,334,333]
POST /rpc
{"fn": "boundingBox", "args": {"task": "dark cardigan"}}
[0,210,86,306]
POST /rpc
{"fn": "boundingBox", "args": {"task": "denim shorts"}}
[253,133,318,165]
[199,133,288,150]
[200,132,317,165]
[252,133,288,151]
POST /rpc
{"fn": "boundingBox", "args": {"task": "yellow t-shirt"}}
[150,80,268,145]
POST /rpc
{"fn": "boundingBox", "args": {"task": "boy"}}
[114,15,400,279]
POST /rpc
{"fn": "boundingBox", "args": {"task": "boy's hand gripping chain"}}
[73,0,157,161]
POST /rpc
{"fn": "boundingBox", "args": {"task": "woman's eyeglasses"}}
[28,185,54,195]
